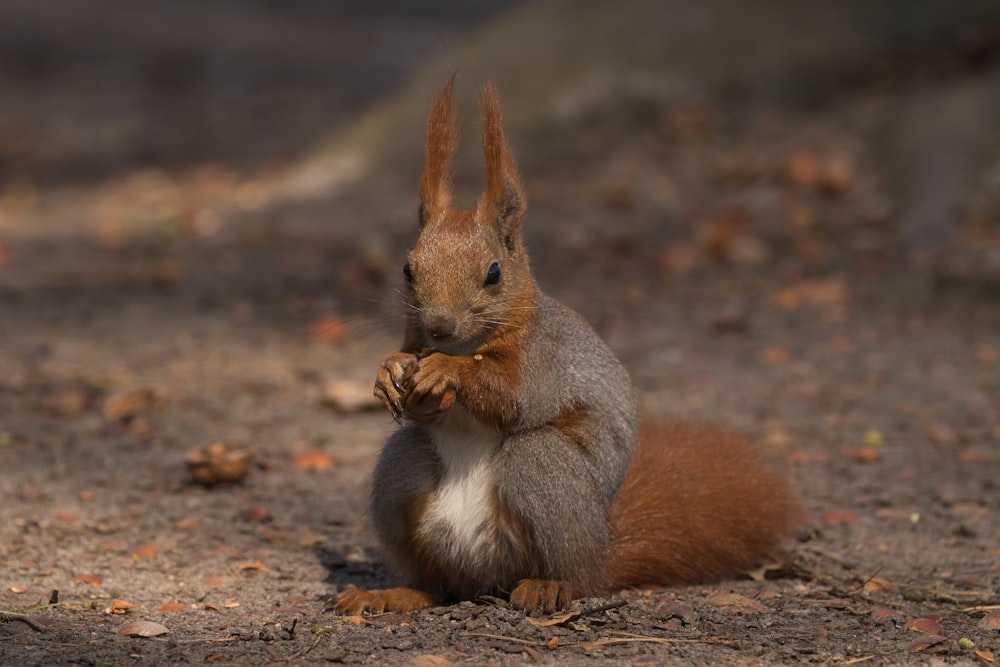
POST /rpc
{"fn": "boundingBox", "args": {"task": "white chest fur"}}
[419,408,502,565]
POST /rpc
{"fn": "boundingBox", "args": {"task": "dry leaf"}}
[133,545,157,558]
[871,608,905,622]
[978,611,1000,631]
[787,151,821,187]
[186,441,253,487]
[155,603,187,612]
[242,504,270,522]
[292,449,335,471]
[118,621,169,637]
[959,448,994,464]
[862,577,892,594]
[74,574,103,586]
[787,449,828,464]
[175,516,200,530]
[975,648,995,663]
[233,560,267,576]
[410,655,457,667]
[975,345,999,365]
[705,591,768,614]
[106,599,134,615]
[758,347,789,365]
[37,383,96,417]
[9,585,26,594]
[819,155,855,195]
[950,503,990,518]
[102,389,163,422]
[341,615,373,626]
[771,279,846,310]
[908,634,947,652]
[909,616,945,635]
[820,508,859,525]
[846,447,880,463]
[525,609,579,627]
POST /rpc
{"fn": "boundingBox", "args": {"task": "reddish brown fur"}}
[335,585,436,616]
[605,421,799,591]
[477,82,526,230]
[419,74,458,223]
[400,79,536,432]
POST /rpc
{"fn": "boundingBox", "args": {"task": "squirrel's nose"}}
[424,312,457,340]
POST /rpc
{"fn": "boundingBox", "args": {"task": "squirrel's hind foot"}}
[330,585,436,615]
[509,579,581,615]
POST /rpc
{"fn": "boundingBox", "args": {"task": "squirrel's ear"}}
[478,81,526,245]
[419,75,458,227]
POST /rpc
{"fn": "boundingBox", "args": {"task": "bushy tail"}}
[605,421,799,591]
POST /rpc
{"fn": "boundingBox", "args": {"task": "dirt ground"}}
[2,4,999,666]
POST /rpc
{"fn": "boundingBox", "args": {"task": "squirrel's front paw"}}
[374,352,419,421]
[404,352,461,420]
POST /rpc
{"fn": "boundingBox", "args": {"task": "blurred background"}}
[2,0,998,274]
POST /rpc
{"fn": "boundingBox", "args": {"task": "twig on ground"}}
[0,612,46,632]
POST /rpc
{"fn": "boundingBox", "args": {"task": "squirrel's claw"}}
[374,351,419,422]
[509,579,580,615]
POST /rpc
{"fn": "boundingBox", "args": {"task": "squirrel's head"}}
[403,77,535,356]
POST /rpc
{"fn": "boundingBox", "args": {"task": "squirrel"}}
[334,77,798,616]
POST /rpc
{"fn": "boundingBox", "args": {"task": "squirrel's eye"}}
[484,262,501,287]
[403,261,413,283]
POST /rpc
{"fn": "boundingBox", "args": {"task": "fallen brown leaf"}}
[292,449,335,471]
[978,611,1000,631]
[232,560,267,576]
[132,545,157,558]
[73,574,103,586]
[786,151,821,187]
[862,577,892,594]
[118,620,169,637]
[242,504,270,522]
[37,383,96,417]
[102,389,163,422]
[525,610,579,627]
[845,446,880,463]
[871,608,905,622]
[186,441,254,487]
[758,347,789,365]
[341,615,373,626]
[975,648,995,664]
[908,616,945,635]
[819,155,854,195]
[908,634,947,652]
[787,449,828,464]
[820,508,859,525]
[106,599,134,615]
[410,656,457,667]
[705,591,768,614]
[155,603,187,612]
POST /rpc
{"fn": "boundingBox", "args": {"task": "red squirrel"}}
[334,78,798,615]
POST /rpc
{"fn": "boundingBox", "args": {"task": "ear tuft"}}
[479,81,526,239]
[419,74,458,226]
